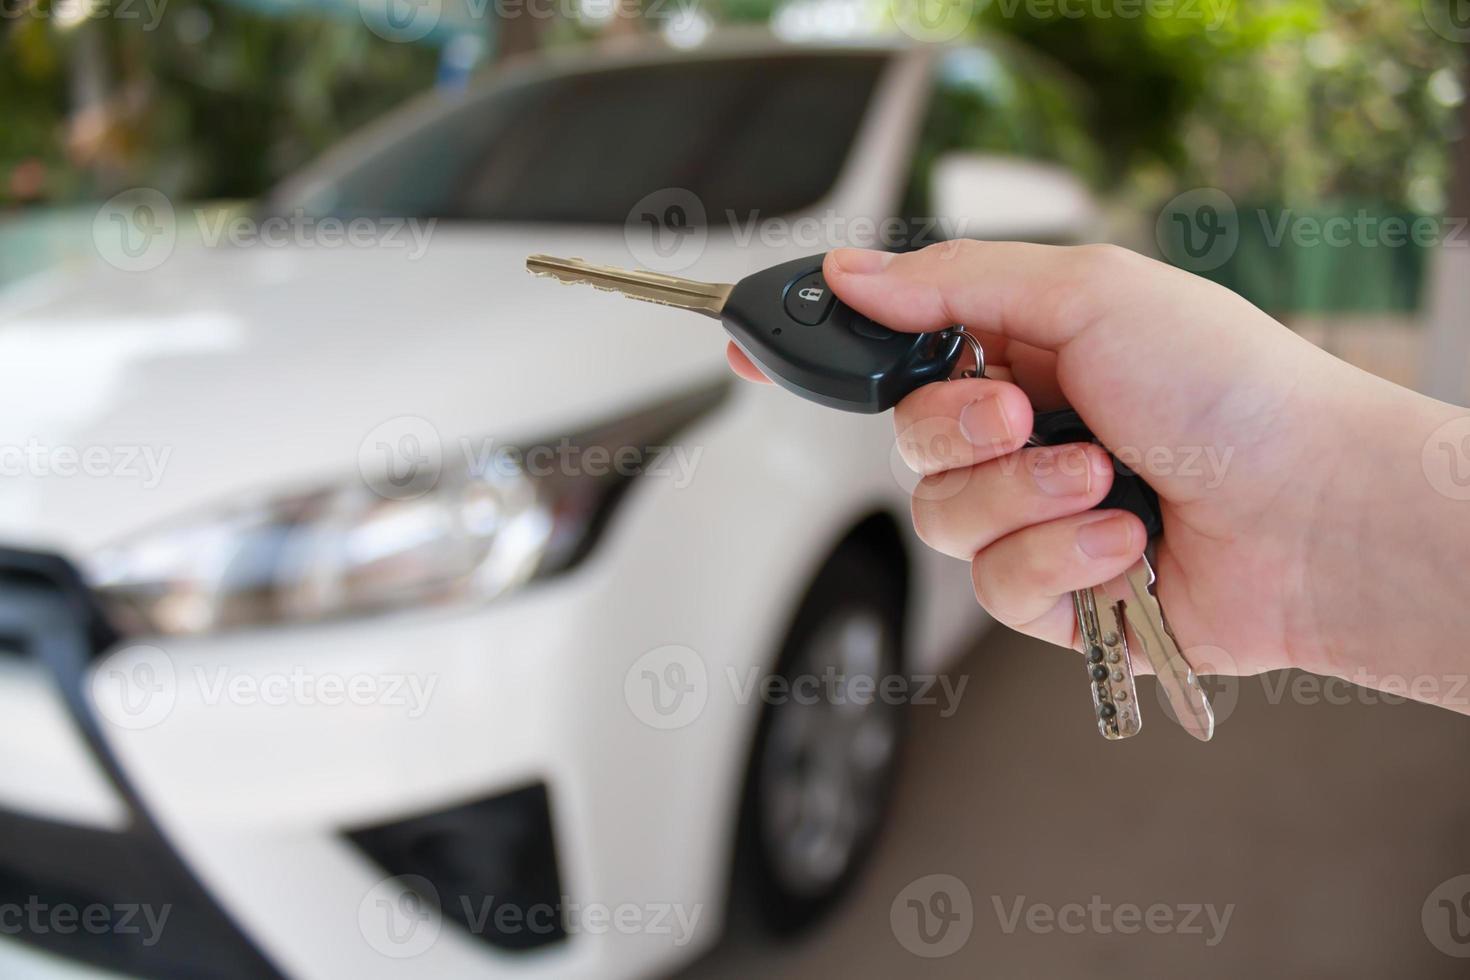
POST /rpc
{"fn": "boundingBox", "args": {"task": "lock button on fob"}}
[783,272,837,325]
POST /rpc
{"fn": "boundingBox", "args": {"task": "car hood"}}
[0,225,751,557]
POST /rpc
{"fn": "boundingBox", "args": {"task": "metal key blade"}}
[526,255,732,319]
[1120,552,1215,741]
[1074,587,1142,739]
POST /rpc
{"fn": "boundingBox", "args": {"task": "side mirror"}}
[929,153,1099,243]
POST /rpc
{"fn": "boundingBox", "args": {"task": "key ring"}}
[953,328,986,380]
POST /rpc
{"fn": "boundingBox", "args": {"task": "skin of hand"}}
[727,241,1470,714]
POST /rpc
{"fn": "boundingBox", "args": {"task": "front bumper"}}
[0,527,748,980]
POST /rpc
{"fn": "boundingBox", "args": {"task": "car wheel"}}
[736,537,907,936]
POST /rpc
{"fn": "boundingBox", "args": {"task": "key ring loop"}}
[953,329,986,380]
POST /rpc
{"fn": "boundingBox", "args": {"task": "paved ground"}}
[682,626,1470,979]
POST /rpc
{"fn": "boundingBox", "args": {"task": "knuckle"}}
[1071,243,1140,283]
[920,238,984,266]
[908,489,946,553]
[970,555,1019,623]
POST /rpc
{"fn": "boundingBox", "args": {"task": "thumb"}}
[824,241,1125,352]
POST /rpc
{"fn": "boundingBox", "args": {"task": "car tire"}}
[733,536,907,937]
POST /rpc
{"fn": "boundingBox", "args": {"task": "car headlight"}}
[87,381,730,636]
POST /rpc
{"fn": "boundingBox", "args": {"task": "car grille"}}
[0,547,283,980]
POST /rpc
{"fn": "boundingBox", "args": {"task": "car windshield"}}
[287,53,890,224]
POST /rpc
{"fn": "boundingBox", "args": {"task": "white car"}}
[0,33,1097,980]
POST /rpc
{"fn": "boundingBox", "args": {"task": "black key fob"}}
[1032,409,1163,538]
[721,253,1160,535]
[721,255,964,414]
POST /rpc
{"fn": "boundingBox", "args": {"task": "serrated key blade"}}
[526,254,732,319]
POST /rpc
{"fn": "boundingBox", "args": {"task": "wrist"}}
[1307,379,1470,704]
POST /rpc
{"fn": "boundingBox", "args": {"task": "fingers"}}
[824,241,1150,352]
[970,511,1148,643]
[893,377,1032,475]
[725,343,771,384]
[911,443,1116,560]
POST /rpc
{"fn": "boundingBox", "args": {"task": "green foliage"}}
[1,2,440,204]
[979,0,1464,205]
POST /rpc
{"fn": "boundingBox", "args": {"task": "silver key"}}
[1119,546,1215,741]
[526,254,732,318]
[1074,586,1142,739]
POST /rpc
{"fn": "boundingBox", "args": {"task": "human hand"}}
[729,242,1470,707]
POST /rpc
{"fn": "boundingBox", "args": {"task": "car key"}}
[527,252,1213,741]
[1031,410,1214,741]
[527,254,965,413]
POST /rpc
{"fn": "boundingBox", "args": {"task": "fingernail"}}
[830,248,895,275]
[1033,446,1093,497]
[958,395,1013,449]
[1077,515,1138,559]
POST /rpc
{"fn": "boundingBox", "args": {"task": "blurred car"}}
[0,32,1098,980]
